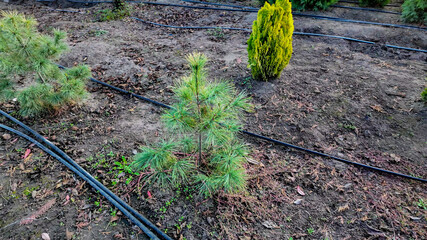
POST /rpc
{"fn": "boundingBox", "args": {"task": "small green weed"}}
[207,28,225,40]
[96,2,131,22]
[22,186,39,197]
[307,228,315,235]
[110,208,117,216]
[338,122,356,131]
[417,199,426,210]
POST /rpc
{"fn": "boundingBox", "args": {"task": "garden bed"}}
[0,0,426,239]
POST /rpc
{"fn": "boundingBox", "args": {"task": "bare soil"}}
[0,0,426,239]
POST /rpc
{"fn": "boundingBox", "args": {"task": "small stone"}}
[293,199,303,205]
[2,133,11,140]
[132,149,138,155]
[207,217,214,225]
[32,190,38,198]
[41,233,50,240]
[71,126,78,131]
[344,183,353,189]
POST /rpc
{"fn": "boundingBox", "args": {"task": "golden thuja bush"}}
[247,0,293,81]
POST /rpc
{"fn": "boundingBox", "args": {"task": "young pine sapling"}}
[0,11,91,116]
[131,53,253,196]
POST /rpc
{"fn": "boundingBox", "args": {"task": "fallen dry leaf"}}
[22,149,31,159]
[370,105,385,113]
[338,203,349,212]
[20,198,56,225]
[66,229,74,240]
[110,215,119,222]
[296,186,305,196]
[262,220,279,229]
[246,157,264,167]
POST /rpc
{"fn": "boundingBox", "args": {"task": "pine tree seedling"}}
[0,11,91,116]
[131,52,253,196]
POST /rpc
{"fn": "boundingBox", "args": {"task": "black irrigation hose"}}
[0,124,162,240]
[241,130,426,183]
[36,0,426,31]
[143,1,427,31]
[0,110,172,240]
[182,0,401,15]
[53,64,426,184]
[181,0,258,10]
[56,64,172,109]
[292,12,426,31]
[339,0,401,8]
[130,17,252,32]
[330,5,401,15]
[43,8,84,13]
[132,17,427,53]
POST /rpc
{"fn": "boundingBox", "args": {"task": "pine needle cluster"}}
[0,11,91,116]
[131,53,253,197]
[247,0,293,81]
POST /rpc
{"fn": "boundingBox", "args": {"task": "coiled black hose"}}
[53,64,426,184]
[0,109,173,240]
[132,17,427,53]
[0,123,162,240]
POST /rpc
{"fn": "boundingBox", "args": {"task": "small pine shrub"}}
[0,11,91,116]
[97,0,130,22]
[247,0,293,81]
[401,0,427,24]
[359,0,390,8]
[131,53,253,197]
[292,0,339,11]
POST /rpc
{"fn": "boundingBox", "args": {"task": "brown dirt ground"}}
[0,0,426,239]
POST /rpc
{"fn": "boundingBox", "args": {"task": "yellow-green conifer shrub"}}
[247,0,293,81]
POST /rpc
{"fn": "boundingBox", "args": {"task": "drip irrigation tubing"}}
[0,124,162,240]
[0,110,172,240]
[330,5,400,14]
[43,8,84,13]
[181,0,401,15]
[130,17,251,32]
[180,0,258,10]
[132,17,427,53]
[291,12,426,31]
[149,1,424,31]
[339,0,401,7]
[35,0,426,31]
[51,64,426,184]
